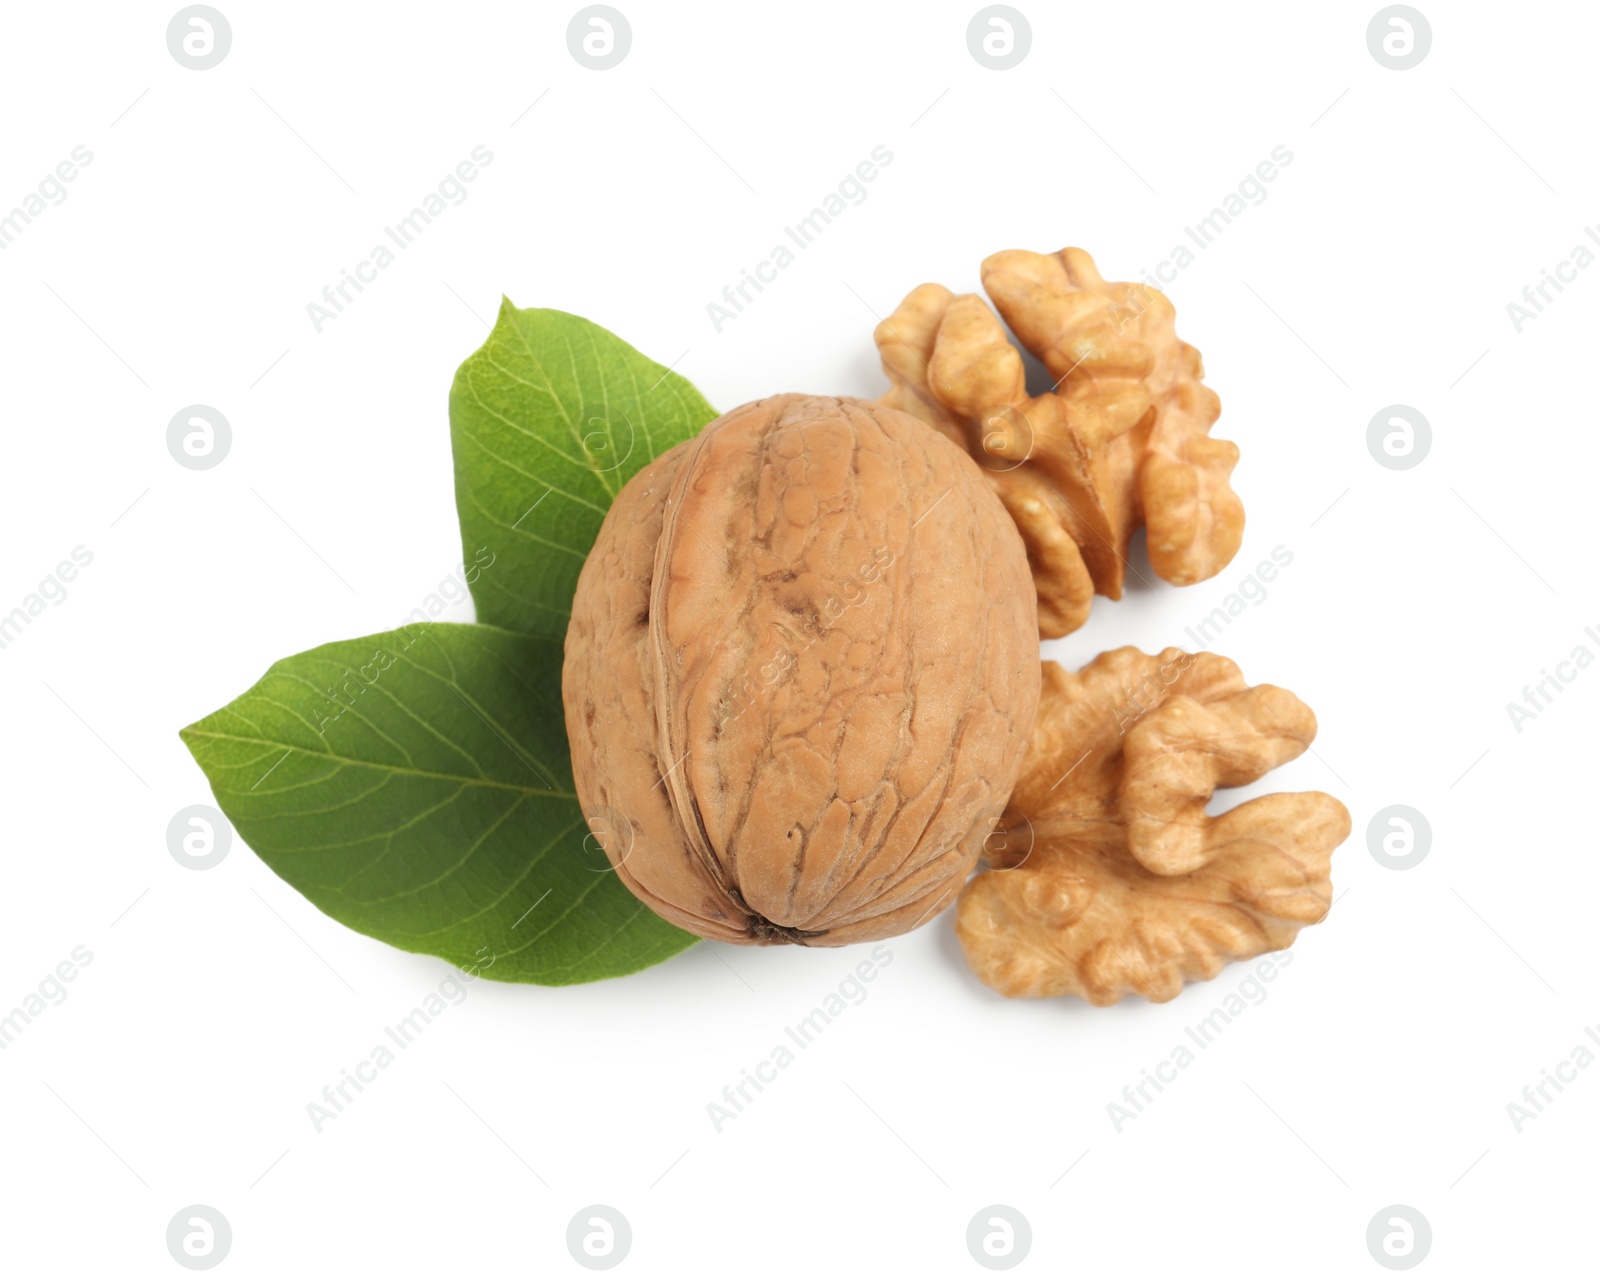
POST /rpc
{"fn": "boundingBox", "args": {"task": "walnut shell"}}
[876,247,1245,637]
[563,394,1041,945]
[956,648,1349,1003]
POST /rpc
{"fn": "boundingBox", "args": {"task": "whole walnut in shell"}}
[563,394,1041,945]
[957,648,1349,1003]
[875,247,1245,637]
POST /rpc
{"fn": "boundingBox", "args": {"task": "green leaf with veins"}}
[449,300,718,638]
[180,623,699,983]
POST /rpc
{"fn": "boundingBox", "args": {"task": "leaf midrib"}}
[179,728,578,799]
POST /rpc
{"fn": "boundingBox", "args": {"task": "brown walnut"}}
[956,648,1349,1003]
[563,394,1041,945]
[875,247,1245,637]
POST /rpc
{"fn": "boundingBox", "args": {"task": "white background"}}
[2,1,1595,1271]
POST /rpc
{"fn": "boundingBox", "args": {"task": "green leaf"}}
[449,301,718,638]
[179,306,715,982]
[180,623,698,984]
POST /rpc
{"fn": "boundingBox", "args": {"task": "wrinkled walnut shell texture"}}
[957,648,1349,1003]
[564,394,1041,946]
[876,247,1245,638]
